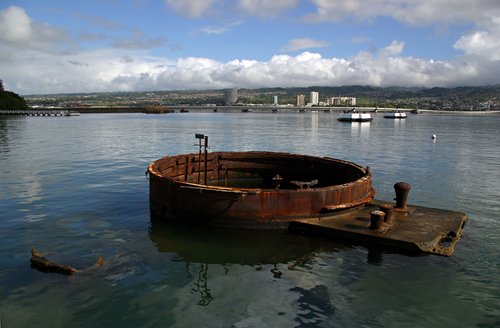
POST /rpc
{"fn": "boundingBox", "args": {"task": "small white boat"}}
[384,111,407,119]
[337,112,372,122]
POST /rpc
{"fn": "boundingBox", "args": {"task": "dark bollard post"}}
[370,211,385,230]
[394,182,411,209]
[379,204,394,224]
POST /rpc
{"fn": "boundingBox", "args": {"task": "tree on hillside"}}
[0,79,29,110]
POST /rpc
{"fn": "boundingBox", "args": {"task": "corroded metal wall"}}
[149,152,375,228]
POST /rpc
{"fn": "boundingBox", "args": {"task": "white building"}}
[310,91,319,105]
[225,88,238,105]
[328,96,357,106]
[296,94,305,106]
[273,95,278,105]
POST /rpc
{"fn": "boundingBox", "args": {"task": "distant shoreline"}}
[417,109,500,115]
[40,106,500,115]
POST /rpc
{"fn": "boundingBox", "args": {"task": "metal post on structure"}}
[195,134,204,184]
[195,133,209,185]
[204,135,208,185]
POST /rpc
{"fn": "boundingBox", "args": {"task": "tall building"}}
[273,95,278,105]
[328,96,357,106]
[225,88,238,105]
[296,94,305,106]
[310,91,319,105]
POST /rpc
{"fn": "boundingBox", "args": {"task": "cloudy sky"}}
[1,0,500,94]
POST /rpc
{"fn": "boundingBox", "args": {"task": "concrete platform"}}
[289,200,468,256]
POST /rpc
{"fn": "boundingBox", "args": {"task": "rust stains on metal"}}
[394,181,411,210]
[148,151,468,255]
[289,200,468,256]
[148,151,375,228]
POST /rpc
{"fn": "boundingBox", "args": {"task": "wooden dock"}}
[289,200,468,256]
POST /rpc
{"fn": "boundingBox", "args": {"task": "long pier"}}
[0,110,80,117]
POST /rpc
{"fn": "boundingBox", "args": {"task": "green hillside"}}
[0,80,29,110]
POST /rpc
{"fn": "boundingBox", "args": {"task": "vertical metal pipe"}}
[370,210,385,230]
[379,204,393,224]
[198,138,202,184]
[204,136,208,185]
[394,182,411,209]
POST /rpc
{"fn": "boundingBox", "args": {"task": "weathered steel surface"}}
[289,200,468,256]
[148,151,375,228]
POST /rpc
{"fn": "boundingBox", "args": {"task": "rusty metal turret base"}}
[289,200,468,256]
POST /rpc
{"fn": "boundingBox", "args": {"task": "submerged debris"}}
[30,248,104,275]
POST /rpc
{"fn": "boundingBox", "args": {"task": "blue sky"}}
[1,0,499,94]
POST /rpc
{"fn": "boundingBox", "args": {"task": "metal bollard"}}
[379,204,394,224]
[370,210,385,230]
[394,182,411,209]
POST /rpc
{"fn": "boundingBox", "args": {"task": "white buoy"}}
[432,134,437,140]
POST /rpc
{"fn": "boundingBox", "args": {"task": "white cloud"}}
[165,0,221,18]
[381,41,405,56]
[197,21,243,35]
[74,13,125,30]
[110,30,166,49]
[280,38,329,52]
[0,5,69,50]
[5,41,499,95]
[305,0,500,27]
[238,0,299,16]
[0,5,32,42]
[2,3,500,94]
[454,29,500,60]
[165,0,298,18]
[351,36,371,44]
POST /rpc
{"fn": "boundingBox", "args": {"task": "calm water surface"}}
[0,112,499,327]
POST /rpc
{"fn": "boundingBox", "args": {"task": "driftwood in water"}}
[30,248,104,275]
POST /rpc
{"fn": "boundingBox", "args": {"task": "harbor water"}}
[0,112,499,327]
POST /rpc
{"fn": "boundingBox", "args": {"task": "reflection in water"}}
[150,216,351,307]
[310,112,318,136]
[350,121,370,134]
[1,113,498,327]
[0,117,26,154]
[367,248,383,265]
[148,215,409,310]
[149,216,348,265]
[290,284,335,327]
[189,263,213,306]
[392,118,407,127]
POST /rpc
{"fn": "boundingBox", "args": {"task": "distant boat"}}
[337,112,372,122]
[384,111,407,119]
[241,108,252,113]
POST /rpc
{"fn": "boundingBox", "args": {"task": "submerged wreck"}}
[148,150,375,228]
[148,137,467,256]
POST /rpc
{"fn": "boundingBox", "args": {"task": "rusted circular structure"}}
[148,151,375,229]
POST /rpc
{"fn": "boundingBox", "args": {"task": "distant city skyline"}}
[1,1,500,95]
